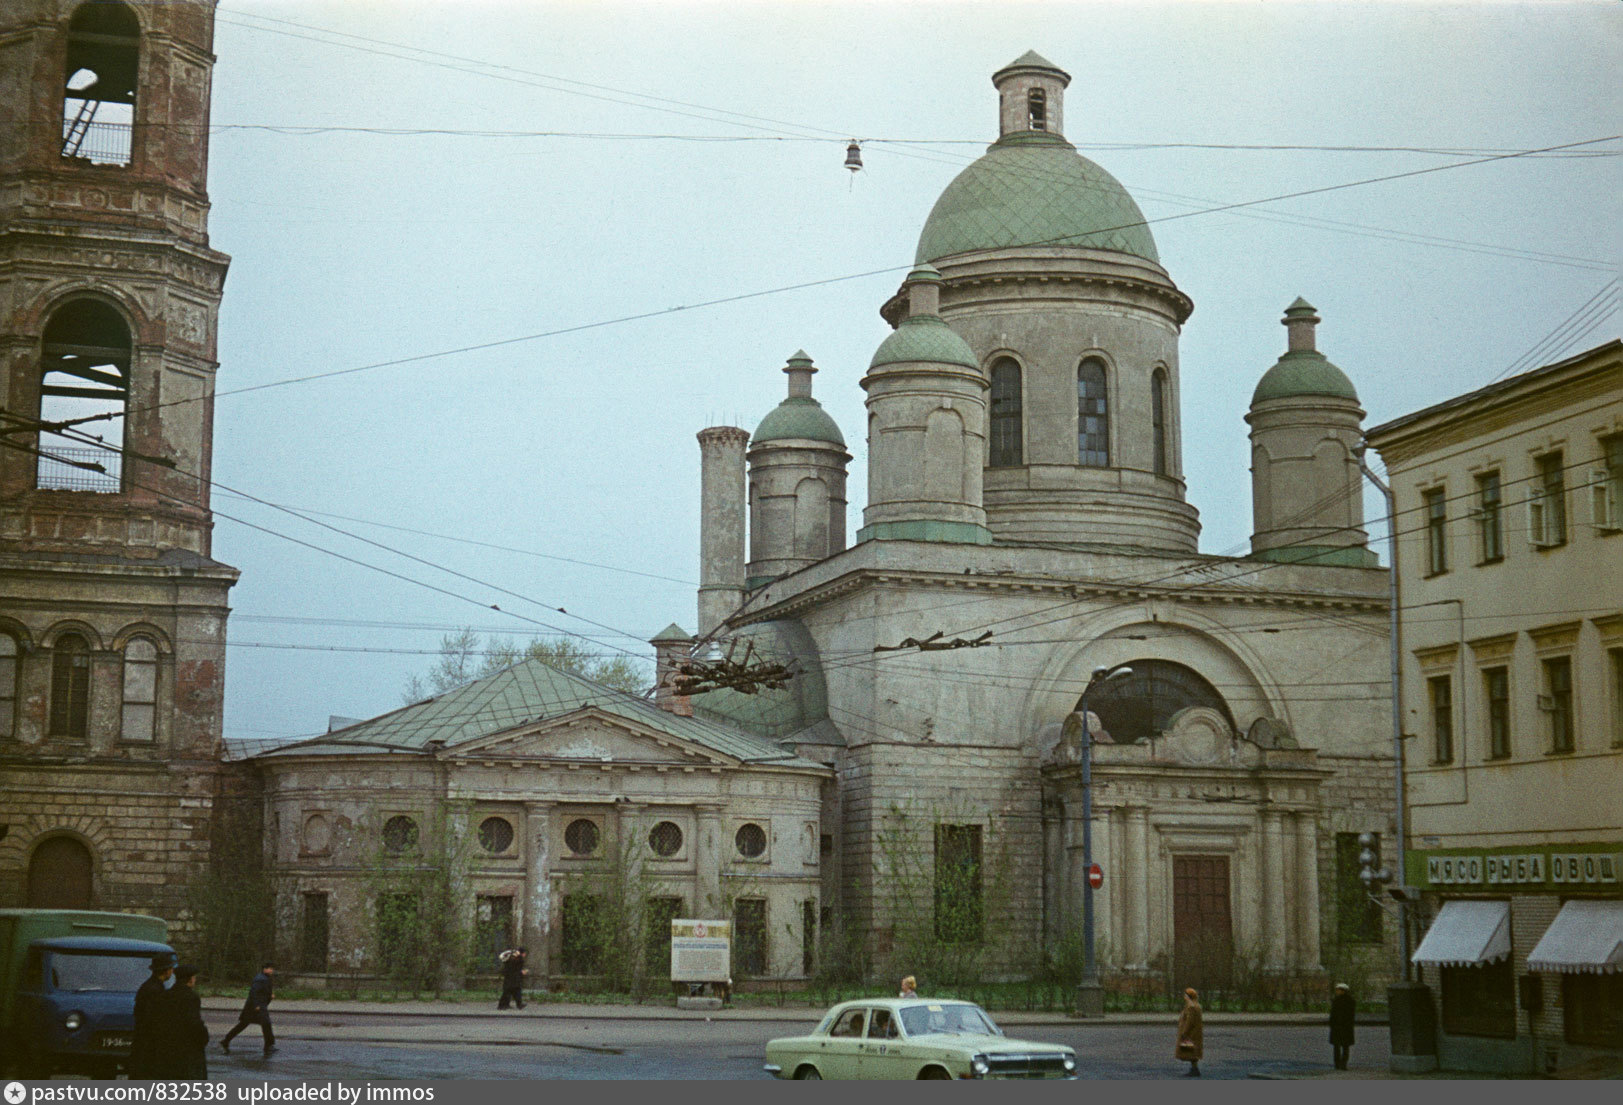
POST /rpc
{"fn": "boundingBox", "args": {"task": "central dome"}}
[915,133,1160,265]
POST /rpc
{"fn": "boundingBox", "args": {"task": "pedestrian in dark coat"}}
[155,964,209,1079]
[1329,983,1356,1070]
[128,953,173,1078]
[220,961,275,1056]
[1175,987,1204,1077]
[497,948,528,1010]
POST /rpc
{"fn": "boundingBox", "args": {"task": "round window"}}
[478,816,514,854]
[564,818,600,856]
[382,815,418,855]
[735,823,766,858]
[648,821,684,857]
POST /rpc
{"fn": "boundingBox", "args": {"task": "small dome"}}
[1251,350,1360,405]
[916,134,1160,265]
[869,315,979,371]
[753,398,845,446]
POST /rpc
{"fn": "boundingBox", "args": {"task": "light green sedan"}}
[764,998,1078,1080]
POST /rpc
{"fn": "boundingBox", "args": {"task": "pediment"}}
[447,707,737,767]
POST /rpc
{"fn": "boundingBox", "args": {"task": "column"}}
[1135,809,1157,970]
[1108,807,1126,966]
[522,801,554,976]
[1262,810,1286,967]
[1294,812,1322,969]
[695,803,724,917]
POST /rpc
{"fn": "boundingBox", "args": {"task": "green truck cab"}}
[0,909,173,1078]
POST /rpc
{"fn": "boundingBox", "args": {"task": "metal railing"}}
[36,446,121,492]
[61,119,132,166]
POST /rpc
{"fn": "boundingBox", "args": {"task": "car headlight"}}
[64,1011,84,1031]
[1063,1055,1077,1072]
[971,1054,991,1077]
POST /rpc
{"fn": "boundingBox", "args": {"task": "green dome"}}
[870,315,979,370]
[915,134,1159,264]
[753,397,845,446]
[1252,350,1359,404]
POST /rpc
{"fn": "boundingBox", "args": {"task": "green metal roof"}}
[650,623,692,643]
[870,315,979,370]
[254,656,820,768]
[690,619,835,743]
[1252,350,1359,404]
[753,397,845,446]
[915,134,1159,264]
[995,50,1066,78]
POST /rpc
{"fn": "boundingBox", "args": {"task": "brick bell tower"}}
[0,1,239,921]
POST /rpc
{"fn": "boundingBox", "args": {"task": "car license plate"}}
[99,1034,133,1049]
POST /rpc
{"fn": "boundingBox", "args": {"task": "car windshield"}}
[47,951,155,993]
[898,1002,1002,1037]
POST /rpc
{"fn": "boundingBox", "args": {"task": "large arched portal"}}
[1079,659,1234,743]
[27,835,95,908]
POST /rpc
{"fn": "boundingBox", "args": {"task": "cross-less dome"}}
[1251,352,1359,405]
[753,397,845,445]
[915,133,1160,265]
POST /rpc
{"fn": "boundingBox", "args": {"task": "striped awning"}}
[1526,900,1623,975]
[1411,899,1511,967]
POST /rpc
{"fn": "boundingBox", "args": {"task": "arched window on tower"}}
[1077,358,1109,467]
[37,299,130,493]
[0,632,18,740]
[62,2,140,166]
[1152,368,1169,476]
[1027,88,1047,131]
[1081,659,1236,743]
[50,633,92,741]
[121,637,158,742]
[989,358,1023,468]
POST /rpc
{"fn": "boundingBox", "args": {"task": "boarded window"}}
[1334,832,1382,944]
[120,636,157,742]
[49,633,91,740]
[934,824,983,943]
[734,898,768,977]
[1077,358,1109,467]
[299,892,329,973]
[27,836,94,908]
[988,358,1023,467]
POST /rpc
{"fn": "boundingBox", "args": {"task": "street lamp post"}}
[1075,663,1132,1018]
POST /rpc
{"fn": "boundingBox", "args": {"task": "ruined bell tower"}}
[0,1,239,920]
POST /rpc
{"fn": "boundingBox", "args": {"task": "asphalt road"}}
[201,1013,1391,1080]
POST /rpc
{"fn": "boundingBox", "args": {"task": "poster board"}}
[670,918,730,982]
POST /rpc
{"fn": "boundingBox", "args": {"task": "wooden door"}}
[1172,854,1232,992]
[27,836,93,908]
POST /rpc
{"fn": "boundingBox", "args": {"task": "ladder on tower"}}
[62,98,100,157]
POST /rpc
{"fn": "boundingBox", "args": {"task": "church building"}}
[678,52,1399,994]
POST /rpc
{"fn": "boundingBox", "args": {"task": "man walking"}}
[1329,982,1356,1070]
[128,953,173,1078]
[497,947,527,1010]
[220,961,276,1056]
[156,964,210,1079]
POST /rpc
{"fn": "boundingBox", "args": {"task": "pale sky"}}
[201,1,1621,746]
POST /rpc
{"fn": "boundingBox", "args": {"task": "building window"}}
[477,816,514,854]
[648,820,683,858]
[559,894,601,974]
[1530,452,1567,547]
[1593,434,1622,532]
[1484,666,1511,759]
[1610,648,1623,747]
[735,823,766,859]
[37,299,132,492]
[119,636,157,742]
[1440,958,1516,1038]
[1077,359,1109,467]
[1026,88,1046,131]
[988,358,1023,467]
[564,818,599,856]
[382,815,419,855]
[375,893,421,978]
[1428,676,1453,763]
[643,896,684,978]
[1475,471,1503,563]
[1151,369,1170,477]
[1423,488,1448,575]
[1543,656,1574,753]
[802,899,817,977]
[934,824,983,943]
[1564,972,1623,1047]
[61,2,138,166]
[474,894,514,965]
[298,892,329,973]
[49,633,91,740]
[734,898,768,977]
[1334,833,1382,944]
[0,633,18,739]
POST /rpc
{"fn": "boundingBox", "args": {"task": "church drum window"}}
[61,2,139,165]
[988,358,1023,467]
[0,633,18,739]
[37,299,132,492]
[1082,659,1235,744]
[1151,368,1170,476]
[120,636,157,742]
[1077,358,1109,467]
[49,633,92,740]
